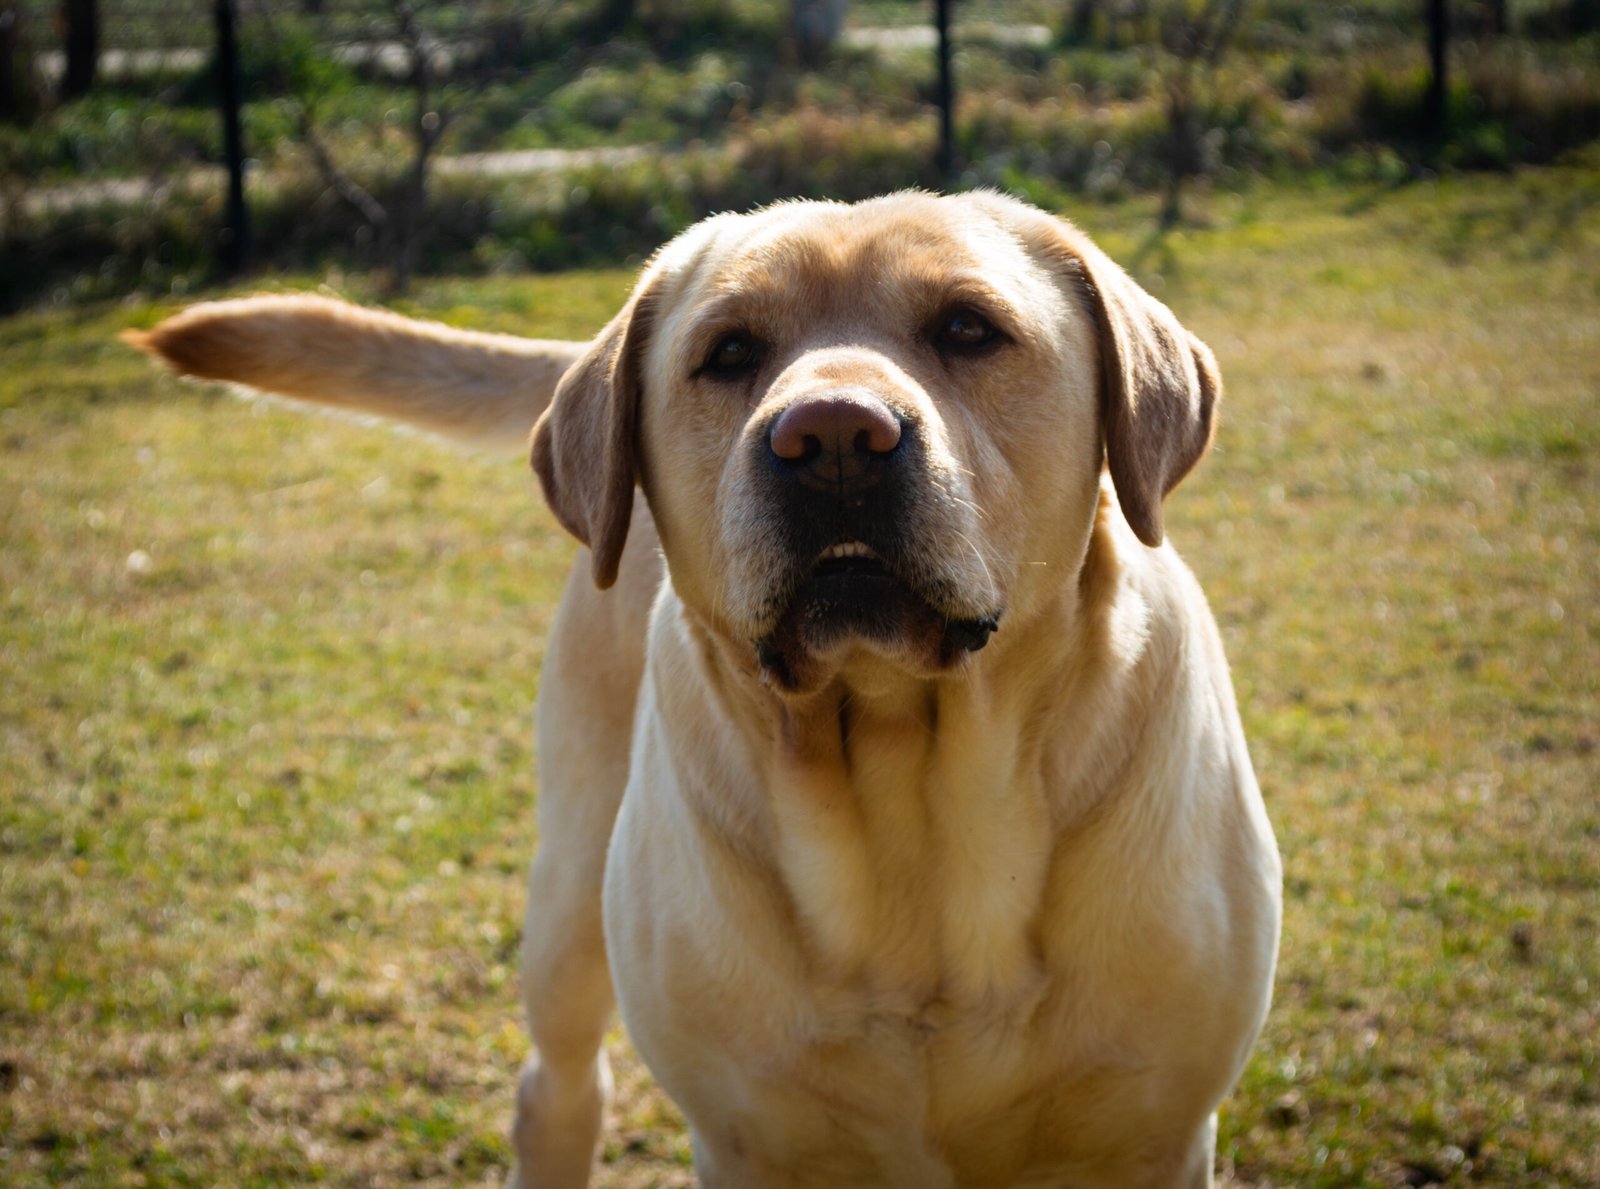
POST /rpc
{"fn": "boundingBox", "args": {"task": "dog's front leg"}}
[510,821,616,1189]
[508,559,648,1189]
[1177,1112,1218,1189]
[1075,1112,1218,1189]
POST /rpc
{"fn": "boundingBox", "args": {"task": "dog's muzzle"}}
[750,389,1002,689]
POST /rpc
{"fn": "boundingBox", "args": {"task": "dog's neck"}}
[654,506,1169,1006]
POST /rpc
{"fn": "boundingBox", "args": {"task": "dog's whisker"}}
[952,530,996,592]
[927,479,991,523]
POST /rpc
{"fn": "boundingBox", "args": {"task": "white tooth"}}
[819,541,876,563]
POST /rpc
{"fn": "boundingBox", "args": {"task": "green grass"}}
[3,171,1598,1186]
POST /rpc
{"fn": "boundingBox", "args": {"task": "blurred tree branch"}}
[248,0,448,293]
[1155,0,1248,228]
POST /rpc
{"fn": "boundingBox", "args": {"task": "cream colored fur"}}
[131,192,1281,1189]
[124,294,585,451]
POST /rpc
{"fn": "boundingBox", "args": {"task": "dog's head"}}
[532,192,1219,693]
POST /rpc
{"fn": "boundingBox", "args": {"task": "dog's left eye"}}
[933,308,1004,354]
[701,333,763,378]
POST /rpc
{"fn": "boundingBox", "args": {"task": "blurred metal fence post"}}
[59,0,98,101]
[0,1,41,125]
[935,0,955,183]
[1425,0,1450,143]
[215,0,248,271]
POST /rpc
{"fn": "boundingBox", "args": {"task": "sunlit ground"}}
[2,171,1596,1187]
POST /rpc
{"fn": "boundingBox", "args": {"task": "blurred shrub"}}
[0,92,216,181]
[535,54,750,145]
[1314,46,1600,168]
[1523,0,1600,37]
[4,1,1599,308]
[0,189,223,309]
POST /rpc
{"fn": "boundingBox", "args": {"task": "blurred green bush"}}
[2,0,1597,308]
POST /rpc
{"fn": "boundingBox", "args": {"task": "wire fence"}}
[3,0,1597,308]
[1,0,977,303]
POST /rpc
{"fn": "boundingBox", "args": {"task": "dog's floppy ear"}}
[974,194,1220,547]
[1071,229,1221,547]
[530,284,658,590]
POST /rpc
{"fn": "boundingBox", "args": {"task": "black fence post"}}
[1425,0,1449,144]
[215,0,248,272]
[935,0,955,184]
[59,0,99,101]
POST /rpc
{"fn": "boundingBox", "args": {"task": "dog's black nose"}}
[768,391,902,495]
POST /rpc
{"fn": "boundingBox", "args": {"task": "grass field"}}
[2,170,1597,1187]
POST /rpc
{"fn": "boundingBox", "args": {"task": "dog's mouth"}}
[754,540,1000,692]
[807,541,899,601]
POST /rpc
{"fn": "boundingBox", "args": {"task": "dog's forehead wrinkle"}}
[659,197,1053,339]
[693,205,1024,320]
[651,209,753,293]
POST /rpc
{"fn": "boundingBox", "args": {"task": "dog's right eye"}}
[931,306,1006,356]
[700,333,763,379]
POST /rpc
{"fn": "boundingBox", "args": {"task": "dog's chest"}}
[613,635,1262,1184]
[705,769,1158,1180]
[693,972,1158,1188]
[763,700,1059,1004]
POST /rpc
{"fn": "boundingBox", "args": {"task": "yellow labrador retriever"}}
[130,191,1281,1189]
